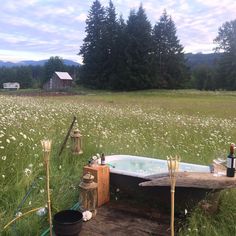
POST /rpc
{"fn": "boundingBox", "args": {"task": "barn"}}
[3,82,20,90]
[43,72,73,90]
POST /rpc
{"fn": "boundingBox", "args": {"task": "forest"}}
[0,0,235,91]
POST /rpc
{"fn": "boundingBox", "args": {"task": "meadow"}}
[1,90,236,235]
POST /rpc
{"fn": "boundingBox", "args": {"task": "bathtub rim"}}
[106,154,211,179]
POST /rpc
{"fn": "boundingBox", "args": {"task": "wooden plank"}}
[139,172,236,189]
[83,165,110,207]
[80,203,170,236]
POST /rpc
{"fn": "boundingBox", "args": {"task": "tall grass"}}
[0,90,236,235]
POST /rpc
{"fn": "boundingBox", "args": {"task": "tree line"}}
[0,56,79,89]
[79,0,236,91]
[1,1,235,91]
[79,1,188,90]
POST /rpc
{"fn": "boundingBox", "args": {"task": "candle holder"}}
[79,173,98,215]
[71,128,83,155]
[167,155,180,236]
[41,139,53,236]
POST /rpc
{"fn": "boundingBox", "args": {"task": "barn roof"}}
[55,72,73,80]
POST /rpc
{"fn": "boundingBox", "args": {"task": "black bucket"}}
[53,210,83,236]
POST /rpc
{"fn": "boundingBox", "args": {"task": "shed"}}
[43,72,73,90]
[3,82,20,90]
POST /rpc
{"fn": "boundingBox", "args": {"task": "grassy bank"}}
[0,90,236,235]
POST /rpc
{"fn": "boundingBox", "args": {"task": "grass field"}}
[1,90,236,235]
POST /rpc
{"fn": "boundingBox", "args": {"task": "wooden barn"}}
[43,72,73,90]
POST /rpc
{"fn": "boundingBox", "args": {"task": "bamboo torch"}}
[167,155,180,236]
[41,139,53,236]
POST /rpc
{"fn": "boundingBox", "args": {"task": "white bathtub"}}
[106,155,213,210]
[106,154,211,178]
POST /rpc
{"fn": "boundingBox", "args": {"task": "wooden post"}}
[41,140,53,236]
[167,156,180,236]
[83,165,110,207]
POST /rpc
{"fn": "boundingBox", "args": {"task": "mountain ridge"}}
[0,59,80,67]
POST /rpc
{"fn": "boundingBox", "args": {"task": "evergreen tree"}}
[214,19,236,90]
[108,15,130,90]
[16,66,33,88]
[79,0,106,88]
[103,0,120,89]
[192,65,216,90]
[152,10,189,89]
[43,56,65,85]
[124,5,153,90]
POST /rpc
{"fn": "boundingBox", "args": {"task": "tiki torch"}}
[167,155,180,236]
[41,139,53,236]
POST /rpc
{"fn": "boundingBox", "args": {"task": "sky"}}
[0,0,235,64]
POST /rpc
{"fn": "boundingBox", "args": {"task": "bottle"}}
[101,153,105,165]
[226,143,235,177]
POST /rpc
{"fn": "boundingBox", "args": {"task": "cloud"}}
[0,0,235,63]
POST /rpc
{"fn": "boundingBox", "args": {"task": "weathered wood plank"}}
[80,203,170,236]
[139,172,236,189]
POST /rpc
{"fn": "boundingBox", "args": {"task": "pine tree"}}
[103,0,120,89]
[124,5,153,90]
[107,15,130,90]
[43,56,65,85]
[152,10,189,89]
[214,19,236,90]
[79,0,106,88]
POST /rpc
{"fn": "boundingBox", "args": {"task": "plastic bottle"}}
[226,143,235,177]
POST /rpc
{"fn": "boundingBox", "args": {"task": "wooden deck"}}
[80,202,171,236]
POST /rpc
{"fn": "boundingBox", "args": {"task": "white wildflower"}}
[2,156,6,160]
[24,168,32,176]
[15,212,22,217]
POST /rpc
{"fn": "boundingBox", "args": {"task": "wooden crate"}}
[83,165,110,207]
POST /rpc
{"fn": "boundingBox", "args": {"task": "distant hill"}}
[0,54,221,70]
[185,53,222,70]
[0,59,80,67]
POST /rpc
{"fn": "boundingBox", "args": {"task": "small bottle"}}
[226,143,235,177]
[101,153,105,165]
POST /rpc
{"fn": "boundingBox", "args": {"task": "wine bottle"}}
[101,153,105,165]
[226,143,235,177]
